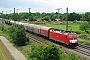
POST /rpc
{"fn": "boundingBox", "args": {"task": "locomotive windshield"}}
[69,35,77,38]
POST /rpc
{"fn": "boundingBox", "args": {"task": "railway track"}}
[77,44,90,50]
[72,44,90,57]
[26,33,49,45]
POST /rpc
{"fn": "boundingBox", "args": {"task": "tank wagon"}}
[4,20,78,47]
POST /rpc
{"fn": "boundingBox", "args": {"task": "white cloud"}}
[0,0,90,13]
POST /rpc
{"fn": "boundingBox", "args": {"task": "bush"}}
[0,24,7,33]
[79,22,90,33]
[29,44,45,60]
[29,44,82,60]
[78,39,85,44]
[75,31,81,34]
[43,44,61,60]
[84,42,90,46]
[29,44,61,60]
[7,24,17,38]
[12,25,29,46]
[68,53,80,60]
[79,34,88,40]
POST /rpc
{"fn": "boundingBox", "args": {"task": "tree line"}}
[0,12,90,22]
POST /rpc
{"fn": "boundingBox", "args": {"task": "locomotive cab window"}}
[50,30,53,32]
[69,35,77,38]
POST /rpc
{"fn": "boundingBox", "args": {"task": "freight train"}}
[4,20,78,47]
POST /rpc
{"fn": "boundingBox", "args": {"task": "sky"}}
[0,0,90,14]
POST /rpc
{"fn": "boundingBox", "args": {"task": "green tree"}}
[12,13,20,21]
[29,44,82,60]
[7,24,17,38]
[19,12,28,20]
[29,15,34,21]
[0,24,7,33]
[68,12,81,21]
[41,12,47,18]
[29,44,45,60]
[84,12,90,23]
[50,14,57,21]
[12,25,29,46]
[43,44,60,60]
[29,44,61,60]
[80,22,90,33]
[42,16,50,21]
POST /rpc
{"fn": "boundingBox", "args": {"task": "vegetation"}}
[78,38,90,46]
[84,12,90,23]
[0,24,29,46]
[29,44,60,60]
[28,44,85,60]
[68,12,81,21]
[1,11,90,22]
[0,24,11,40]
[0,41,14,60]
[79,22,90,33]
[11,25,29,46]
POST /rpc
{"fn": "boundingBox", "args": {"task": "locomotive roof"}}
[52,29,76,34]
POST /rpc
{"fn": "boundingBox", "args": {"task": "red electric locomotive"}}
[49,29,78,46]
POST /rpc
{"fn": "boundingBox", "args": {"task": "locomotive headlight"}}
[75,40,78,43]
[70,40,77,43]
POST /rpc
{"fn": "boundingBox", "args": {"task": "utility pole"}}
[28,8,31,14]
[14,8,15,14]
[28,8,31,21]
[56,8,62,29]
[2,11,3,23]
[66,7,68,31]
[14,8,15,21]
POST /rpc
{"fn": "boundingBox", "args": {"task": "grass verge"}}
[0,40,14,60]
[78,38,90,46]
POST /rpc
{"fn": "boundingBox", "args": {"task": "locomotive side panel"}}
[49,30,57,40]
[49,31,66,43]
